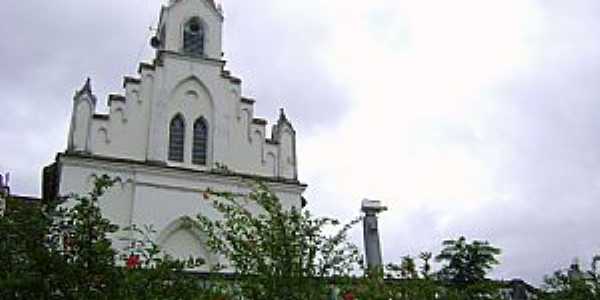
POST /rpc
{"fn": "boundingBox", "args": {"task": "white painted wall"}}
[69,94,95,153]
[57,155,306,264]
[69,0,298,181]
[159,0,223,60]
[61,0,306,264]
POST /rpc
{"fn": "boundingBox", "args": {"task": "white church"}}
[43,0,306,266]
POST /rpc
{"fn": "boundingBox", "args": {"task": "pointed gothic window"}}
[183,18,204,56]
[169,114,185,162]
[192,118,208,165]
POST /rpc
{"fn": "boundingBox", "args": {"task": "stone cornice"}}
[252,118,268,126]
[123,76,141,88]
[265,139,279,145]
[159,51,226,67]
[137,62,156,74]
[93,114,109,121]
[241,97,255,105]
[56,153,307,192]
[108,94,126,106]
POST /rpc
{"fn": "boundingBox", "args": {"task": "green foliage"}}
[0,175,532,300]
[0,195,59,299]
[349,267,441,300]
[349,269,505,300]
[0,175,223,300]
[0,175,122,299]
[541,257,600,300]
[419,252,433,279]
[346,237,504,300]
[50,175,123,298]
[117,224,219,300]
[441,281,505,300]
[196,182,362,300]
[400,256,418,279]
[386,256,419,280]
[436,236,501,286]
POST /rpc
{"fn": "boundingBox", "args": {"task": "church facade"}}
[44,0,306,266]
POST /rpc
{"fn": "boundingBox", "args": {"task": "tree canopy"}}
[436,236,501,286]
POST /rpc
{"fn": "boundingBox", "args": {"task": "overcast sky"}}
[2,0,600,285]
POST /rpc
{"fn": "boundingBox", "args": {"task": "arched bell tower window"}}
[183,18,205,56]
[168,114,185,162]
[192,118,208,165]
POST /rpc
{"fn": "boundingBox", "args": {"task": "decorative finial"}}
[75,77,92,97]
[74,77,97,104]
[276,107,295,131]
[279,108,288,122]
[83,77,92,94]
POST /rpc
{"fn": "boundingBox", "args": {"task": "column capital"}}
[361,199,387,214]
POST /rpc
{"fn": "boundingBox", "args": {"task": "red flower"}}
[343,292,355,300]
[126,254,141,269]
[63,233,74,250]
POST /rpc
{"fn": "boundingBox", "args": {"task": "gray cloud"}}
[480,1,600,282]
[0,0,159,196]
[0,0,348,195]
[223,1,350,130]
[373,0,600,285]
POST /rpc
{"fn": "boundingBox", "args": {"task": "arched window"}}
[168,115,185,162]
[192,118,208,165]
[183,18,204,56]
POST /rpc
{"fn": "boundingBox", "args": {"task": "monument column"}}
[362,199,387,270]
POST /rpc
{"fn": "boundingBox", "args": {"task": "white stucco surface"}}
[56,154,305,263]
[55,0,307,264]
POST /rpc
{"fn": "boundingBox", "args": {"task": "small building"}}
[500,279,538,300]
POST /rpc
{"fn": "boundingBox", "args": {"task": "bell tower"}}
[153,0,224,59]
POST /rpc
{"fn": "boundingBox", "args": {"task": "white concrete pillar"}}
[362,199,387,270]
